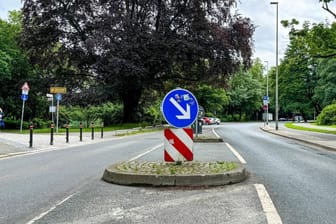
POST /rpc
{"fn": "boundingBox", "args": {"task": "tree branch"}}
[322,2,336,19]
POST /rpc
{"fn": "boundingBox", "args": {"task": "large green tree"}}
[21,0,255,122]
[276,21,322,120]
[0,11,34,119]
[313,58,336,107]
[227,60,264,121]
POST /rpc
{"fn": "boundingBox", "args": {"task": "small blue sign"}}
[161,88,199,128]
[55,93,62,101]
[263,95,269,101]
[21,94,28,101]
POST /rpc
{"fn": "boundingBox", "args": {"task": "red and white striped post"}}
[164,128,193,162]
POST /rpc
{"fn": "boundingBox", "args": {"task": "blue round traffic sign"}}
[21,94,28,101]
[161,88,199,128]
[55,93,62,101]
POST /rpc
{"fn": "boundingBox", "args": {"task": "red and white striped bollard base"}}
[164,128,193,162]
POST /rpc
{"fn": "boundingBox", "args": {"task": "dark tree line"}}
[21,0,254,122]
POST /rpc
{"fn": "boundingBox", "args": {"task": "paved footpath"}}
[0,128,144,158]
[261,122,336,151]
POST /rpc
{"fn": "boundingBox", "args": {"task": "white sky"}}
[1,0,335,67]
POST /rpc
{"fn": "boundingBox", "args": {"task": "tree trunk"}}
[121,87,142,123]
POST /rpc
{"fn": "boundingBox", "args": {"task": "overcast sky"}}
[1,0,335,67]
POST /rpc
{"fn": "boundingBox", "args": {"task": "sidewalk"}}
[0,128,150,158]
[261,122,336,151]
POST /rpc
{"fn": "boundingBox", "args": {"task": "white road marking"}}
[212,128,221,138]
[225,142,247,164]
[254,184,283,224]
[128,143,163,162]
[26,192,77,224]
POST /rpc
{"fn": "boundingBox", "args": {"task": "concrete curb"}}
[260,127,336,151]
[194,138,224,143]
[102,163,248,187]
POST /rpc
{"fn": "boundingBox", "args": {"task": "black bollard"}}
[91,122,94,140]
[29,123,33,148]
[79,122,83,142]
[101,122,104,139]
[50,122,54,145]
[66,122,69,143]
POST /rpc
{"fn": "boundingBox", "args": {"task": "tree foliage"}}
[194,84,229,115]
[276,22,321,120]
[313,58,336,108]
[21,0,255,122]
[227,60,264,121]
[0,11,33,119]
[317,103,336,125]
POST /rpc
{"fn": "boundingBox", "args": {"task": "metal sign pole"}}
[56,99,59,133]
[52,96,54,123]
[20,100,25,132]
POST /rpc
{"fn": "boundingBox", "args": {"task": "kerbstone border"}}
[102,162,248,187]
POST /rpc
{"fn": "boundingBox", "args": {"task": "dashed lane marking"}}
[225,142,247,164]
[128,143,163,162]
[26,192,77,224]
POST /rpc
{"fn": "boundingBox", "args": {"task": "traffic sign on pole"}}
[55,93,62,101]
[21,94,28,101]
[21,82,30,95]
[20,82,29,132]
[161,88,199,128]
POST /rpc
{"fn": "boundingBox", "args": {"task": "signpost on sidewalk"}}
[263,95,269,125]
[20,82,29,132]
[50,87,66,133]
[46,93,55,123]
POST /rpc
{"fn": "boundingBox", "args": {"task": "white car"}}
[209,117,221,125]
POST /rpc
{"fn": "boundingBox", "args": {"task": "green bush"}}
[32,118,49,128]
[60,102,123,127]
[3,119,30,129]
[317,103,336,125]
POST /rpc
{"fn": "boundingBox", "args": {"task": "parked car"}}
[209,117,220,125]
[201,117,211,125]
[213,117,221,125]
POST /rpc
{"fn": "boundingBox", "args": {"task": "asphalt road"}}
[0,132,165,224]
[217,122,336,224]
[1,123,336,223]
[0,128,267,224]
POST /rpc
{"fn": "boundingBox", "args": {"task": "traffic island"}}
[102,161,248,187]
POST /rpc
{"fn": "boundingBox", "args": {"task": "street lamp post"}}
[270,1,279,130]
[264,61,269,125]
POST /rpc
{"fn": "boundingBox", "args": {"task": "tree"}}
[320,0,336,18]
[227,61,264,121]
[313,58,336,107]
[21,0,255,122]
[194,84,229,116]
[0,11,33,119]
[277,21,321,120]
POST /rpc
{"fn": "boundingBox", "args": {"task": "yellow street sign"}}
[50,87,66,94]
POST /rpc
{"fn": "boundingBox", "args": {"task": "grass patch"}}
[115,161,238,175]
[285,122,336,135]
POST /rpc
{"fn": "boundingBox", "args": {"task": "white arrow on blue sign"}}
[161,88,199,128]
